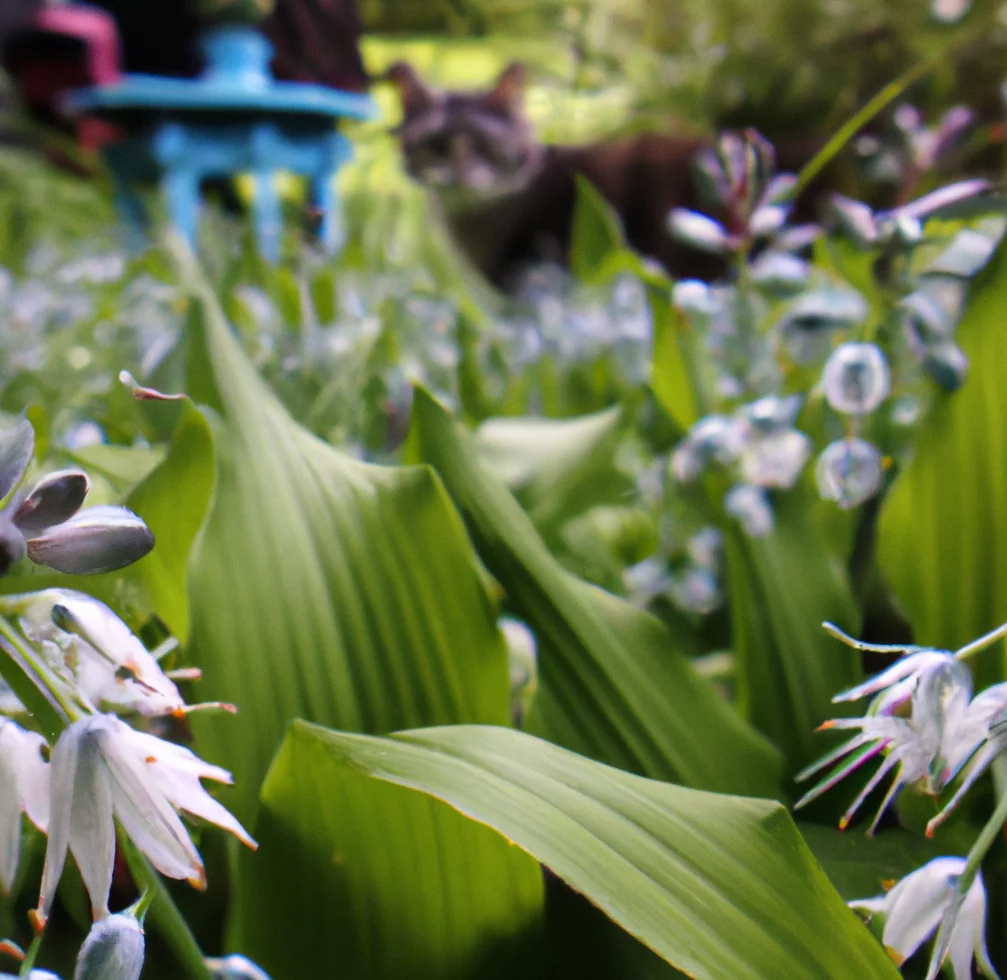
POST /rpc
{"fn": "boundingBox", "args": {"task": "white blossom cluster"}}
[797,622,1007,979]
[663,121,1001,561]
[0,416,265,978]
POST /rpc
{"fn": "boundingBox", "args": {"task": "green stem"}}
[0,613,70,739]
[120,834,213,980]
[17,933,42,978]
[926,782,1007,979]
[955,621,1007,662]
[959,782,1007,896]
[795,30,982,195]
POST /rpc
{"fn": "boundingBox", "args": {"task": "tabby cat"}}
[387,61,833,289]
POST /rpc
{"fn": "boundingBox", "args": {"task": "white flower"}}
[670,414,748,483]
[36,714,255,924]
[0,719,50,893]
[796,660,974,832]
[849,857,997,980]
[11,590,187,718]
[831,647,960,713]
[0,415,153,577]
[927,683,1007,837]
[724,483,774,537]
[738,428,812,489]
[822,343,891,416]
[73,911,144,980]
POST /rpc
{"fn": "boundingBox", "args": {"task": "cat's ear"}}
[384,61,439,117]
[485,61,527,115]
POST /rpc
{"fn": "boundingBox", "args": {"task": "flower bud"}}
[73,912,144,980]
[667,209,731,254]
[205,954,272,979]
[0,416,35,502]
[822,343,890,416]
[724,483,774,537]
[828,194,877,247]
[816,438,883,509]
[12,471,90,535]
[26,506,154,575]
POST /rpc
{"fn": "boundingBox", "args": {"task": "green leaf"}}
[240,720,546,979]
[474,407,630,535]
[570,176,626,281]
[407,388,781,797]
[724,490,861,777]
[124,402,215,643]
[878,241,1007,685]
[798,824,964,902]
[168,242,514,825]
[273,722,901,980]
[63,444,166,495]
[651,285,699,432]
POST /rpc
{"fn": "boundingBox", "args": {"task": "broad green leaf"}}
[275,722,901,980]
[164,242,542,973]
[240,719,545,979]
[169,242,514,825]
[878,241,1007,685]
[570,176,626,281]
[407,388,781,797]
[123,402,215,642]
[724,489,861,777]
[475,407,631,535]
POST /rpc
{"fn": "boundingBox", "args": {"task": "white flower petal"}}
[124,732,255,850]
[40,719,116,922]
[0,723,50,832]
[0,747,22,894]
[883,858,962,965]
[38,719,83,920]
[100,723,204,887]
[66,727,116,921]
[111,783,201,886]
[947,880,985,980]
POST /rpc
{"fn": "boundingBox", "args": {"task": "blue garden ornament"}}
[66,22,376,261]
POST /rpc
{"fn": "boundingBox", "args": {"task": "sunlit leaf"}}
[407,387,780,796]
[270,722,900,980]
[124,403,215,642]
[570,176,626,281]
[475,407,630,536]
[240,720,545,979]
[724,490,861,778]
[168,241,514,825]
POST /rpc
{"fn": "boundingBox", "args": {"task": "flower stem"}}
[959,780,1007,897]
[0,613,69,739]
[926,782,1007,980]
[17,932,42,978]
[955,621,1007,662]
[795,23,985,195]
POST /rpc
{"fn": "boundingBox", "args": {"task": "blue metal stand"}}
[67,24,375,261]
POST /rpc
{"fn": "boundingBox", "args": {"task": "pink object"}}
[32,4,121,85]
[6,4,124,151]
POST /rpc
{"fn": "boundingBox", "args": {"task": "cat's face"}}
[386,62,541,203]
